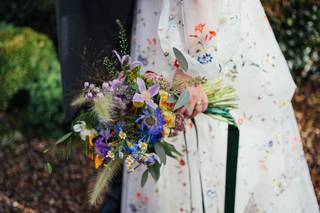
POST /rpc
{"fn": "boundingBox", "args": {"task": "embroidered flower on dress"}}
[197,53,213,64]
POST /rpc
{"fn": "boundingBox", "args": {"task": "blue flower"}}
[113,122,125,133]
[144,154,157,165]
[134,153,157,166]
[197,53,213,64]
[128,143,141,154]
[136,108,166,144]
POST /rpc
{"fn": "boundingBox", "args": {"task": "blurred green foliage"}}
[263,0,320,82]
[0,23,63,138]
[0,23,57,110]
[26,61,64,138]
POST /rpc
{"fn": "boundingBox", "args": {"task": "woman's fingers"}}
[201,94,208,112]
[192,101,203,118]
[176,86,208,119]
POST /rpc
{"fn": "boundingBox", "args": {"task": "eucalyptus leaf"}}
[55,132,72,145]
[167,95,177,104]
[173,47,188,71]
[162,141,182,158]
[154,142,167,165]
[148,163,161,181]
[141,170,149,187]
[173,89,190,111]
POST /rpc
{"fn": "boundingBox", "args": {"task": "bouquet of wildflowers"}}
[52,22,237,205]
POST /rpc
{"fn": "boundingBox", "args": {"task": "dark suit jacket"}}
[56,1,135,212]
[56,0,135,121]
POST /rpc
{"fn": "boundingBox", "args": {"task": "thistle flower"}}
[136,108,166,144]
[132,78,159,109]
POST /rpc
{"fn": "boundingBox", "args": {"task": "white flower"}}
[73,121,86,132]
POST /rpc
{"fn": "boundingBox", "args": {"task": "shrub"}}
[0,23,64,138]
[25,60,64,138]
[0,23,57,110]
[263,0,320,83]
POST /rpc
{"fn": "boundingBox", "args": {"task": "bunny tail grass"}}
[92,95,114,123]
[88,160,122,206]
[71,95,87,108]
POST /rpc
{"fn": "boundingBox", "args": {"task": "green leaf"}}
[162,141,182,158]
[66,139,72,160]
[173,89,190,111]
[46,162,53,174]
[173,47,188,71]
[43,145,52,153]
[55,132,72,145]
[148,162,161,181]
[154,142,167,165]
[141,170,149,188]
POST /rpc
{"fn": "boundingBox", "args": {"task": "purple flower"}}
[113,50,142,69]
[132,78,159,109]
[135,153,157,165]
[113,50,130,66]
[102,79,122,92]
[94,135,111,160]
[144,154,157,165]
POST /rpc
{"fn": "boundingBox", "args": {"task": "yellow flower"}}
[162,126,171,137]
[127,165,134,172]
[133,101,144,108]
[95,155,103,169]
[159,90,175,110]
[126,156,134,164]
[139,143,148,152]
[127,141,133,147]
[162,110,176,128]
[107,151,115,160]
[130,71,137,81]
[159,90,169,109]
[88,132,95,147]
[139,155,146,161]
[119,131,127,140]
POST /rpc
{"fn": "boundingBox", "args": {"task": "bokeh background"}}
[0,0,319,212]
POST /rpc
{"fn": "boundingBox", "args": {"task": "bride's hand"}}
[177,85,208,118]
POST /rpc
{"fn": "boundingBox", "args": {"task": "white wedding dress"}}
[121,0,319,212]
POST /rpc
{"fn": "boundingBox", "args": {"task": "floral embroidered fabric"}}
[121,0,319,212]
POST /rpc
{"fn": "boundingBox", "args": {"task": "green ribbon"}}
[224,124,239,213]
[205,107,239,213]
